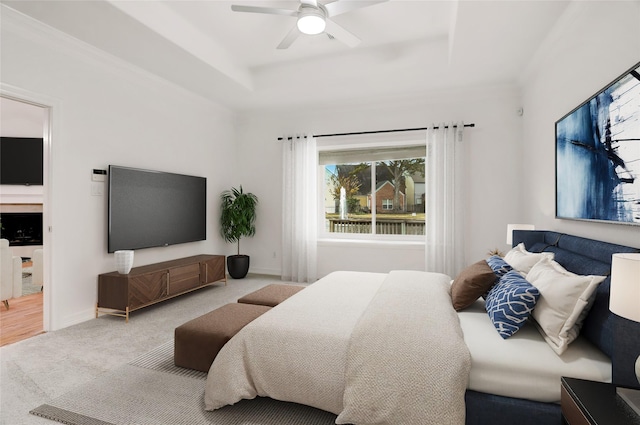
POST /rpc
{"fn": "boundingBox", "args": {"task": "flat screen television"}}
[108,165,207,253]
[0,212,43,246]
[555,61,640,225]
[0,137,44,185]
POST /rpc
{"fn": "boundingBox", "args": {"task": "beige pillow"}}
[450,260,497,311]
[504,243,554,275]
[526,257,606,355]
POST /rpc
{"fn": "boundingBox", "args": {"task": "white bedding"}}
[459,299,611,403]
[205,271,385,414]
[205,270,471,424]
[204,269,612,422]
[337,271,470,424]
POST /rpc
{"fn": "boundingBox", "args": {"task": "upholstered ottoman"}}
[174,303,271,372]
[237,283,306,307]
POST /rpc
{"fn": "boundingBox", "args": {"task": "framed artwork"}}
[556,61,640,225]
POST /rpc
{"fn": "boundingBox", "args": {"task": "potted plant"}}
[220,186,258,279]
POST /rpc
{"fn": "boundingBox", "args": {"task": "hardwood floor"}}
[0,292,44,347]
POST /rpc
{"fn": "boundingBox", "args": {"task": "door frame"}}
[1,83,58,332]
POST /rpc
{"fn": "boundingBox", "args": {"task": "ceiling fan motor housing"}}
[297,5,326,35]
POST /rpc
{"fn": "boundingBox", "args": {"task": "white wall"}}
[1,8,237,330]
[0,96,46,137]
[237,85,524,278]
[521,0,640,248]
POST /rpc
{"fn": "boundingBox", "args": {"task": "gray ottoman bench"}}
[237,283,306,307]
[174,303,271,372]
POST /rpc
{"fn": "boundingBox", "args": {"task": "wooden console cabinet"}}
[96,255,226,322]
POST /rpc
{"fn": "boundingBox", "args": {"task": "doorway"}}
[0,92,52,344]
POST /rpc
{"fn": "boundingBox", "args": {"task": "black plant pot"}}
[227,254,250,279]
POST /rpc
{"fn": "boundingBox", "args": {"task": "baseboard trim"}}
[248,267,280,277]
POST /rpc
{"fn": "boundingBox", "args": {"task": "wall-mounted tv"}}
[555,61,640,225]
[108,165,207,253]
[0,212,43,246]
[0,137,43,185]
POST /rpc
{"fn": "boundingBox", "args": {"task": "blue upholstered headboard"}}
[512,230,640,389]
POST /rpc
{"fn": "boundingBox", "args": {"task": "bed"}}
[204,230,640,424]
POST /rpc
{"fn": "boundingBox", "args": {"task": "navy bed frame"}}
[464,230,640,425]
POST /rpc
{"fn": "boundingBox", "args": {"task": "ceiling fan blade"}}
[300,0,318,6]
[325,19,360,47]
[277,25,301,49]
[324,0,387,17]
[231,5,298,17]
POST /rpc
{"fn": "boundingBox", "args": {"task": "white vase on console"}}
[114,250,134,274]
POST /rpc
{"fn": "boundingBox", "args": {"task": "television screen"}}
[0,212,43,246]
[0,137,43,185]
[108,165,207,252]
[555,61,640,225]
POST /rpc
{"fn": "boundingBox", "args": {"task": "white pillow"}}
[526,257,606,355]
[503,243,555,275]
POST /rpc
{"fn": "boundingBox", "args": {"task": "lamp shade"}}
[610,253,640,323]
[506,224,535,245]
[297,10,325,35]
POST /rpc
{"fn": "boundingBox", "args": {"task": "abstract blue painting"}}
[556,62,640,225]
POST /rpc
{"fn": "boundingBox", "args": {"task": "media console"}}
[96,254,226,322]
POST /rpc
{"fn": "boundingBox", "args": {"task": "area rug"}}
[30,341,338,425]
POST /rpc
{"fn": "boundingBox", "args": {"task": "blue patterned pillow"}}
[485,270,540,339]
[485,255,513,278]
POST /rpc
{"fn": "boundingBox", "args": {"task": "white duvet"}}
[204,270,471,425]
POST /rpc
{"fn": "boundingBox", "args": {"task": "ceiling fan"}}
[231,0,387,49]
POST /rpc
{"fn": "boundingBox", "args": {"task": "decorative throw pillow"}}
[526,257,606,355]
[503,243,555,275]
[485,270,540,339]
[450,260,498,311]
[485,255,513,278]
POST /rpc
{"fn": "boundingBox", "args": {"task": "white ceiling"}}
[2,0,570,111]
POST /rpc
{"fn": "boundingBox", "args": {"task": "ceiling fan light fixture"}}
[297,9,326,35]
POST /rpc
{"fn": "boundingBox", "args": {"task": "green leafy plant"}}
[220,186,258,255]
[487,248,504,257]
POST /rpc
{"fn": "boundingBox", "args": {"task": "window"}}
[319,142,426,238]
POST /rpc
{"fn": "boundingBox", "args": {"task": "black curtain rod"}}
[278,123,475,140]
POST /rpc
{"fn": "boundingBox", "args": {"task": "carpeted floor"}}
[30,341,337,425]
[0,274,311,425]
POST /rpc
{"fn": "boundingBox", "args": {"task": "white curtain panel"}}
[281,135,318,283]
[425,123,465,277]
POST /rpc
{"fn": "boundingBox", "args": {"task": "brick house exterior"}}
[367,181,405,212]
